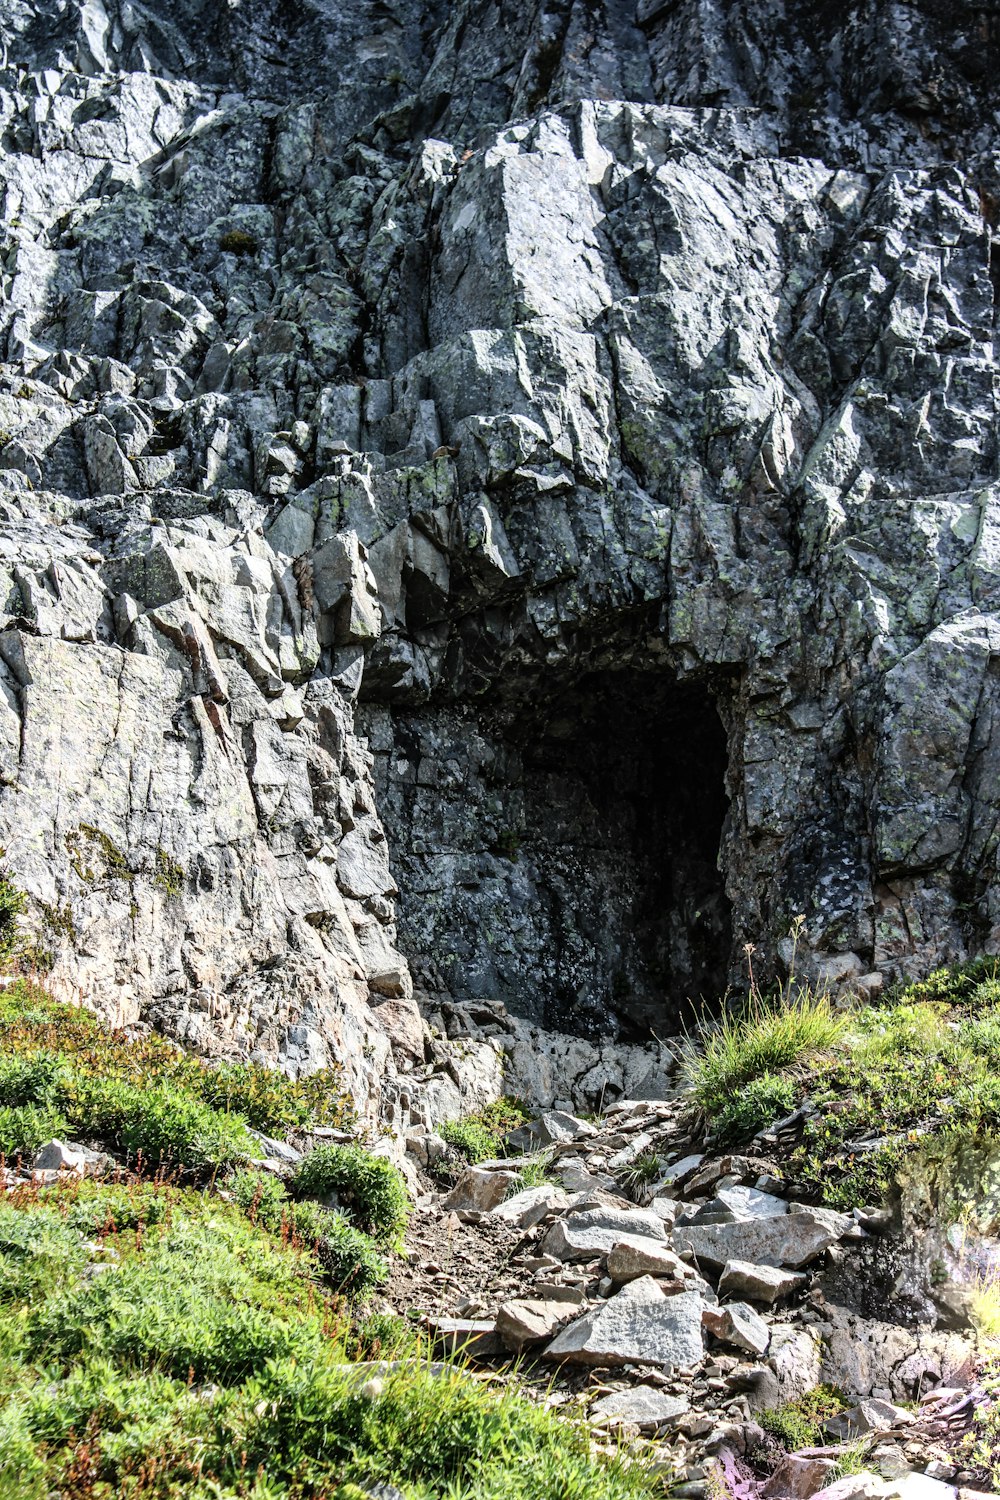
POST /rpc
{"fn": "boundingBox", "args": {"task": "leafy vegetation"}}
[230,1167,388,1299]
[438,1097,530,1165]
[0,986,656,1499]
[0,981,351,1172]
[291,1143,410,1247]
[0,1180,657,1500]
[759,1386,849,1450]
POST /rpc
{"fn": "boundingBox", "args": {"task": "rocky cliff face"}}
[2,0,1000,1118]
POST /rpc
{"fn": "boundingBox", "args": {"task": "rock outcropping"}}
[2,0,1000,1114]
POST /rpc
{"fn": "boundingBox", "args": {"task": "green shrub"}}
[292,1144,409,1246]
[759,1386,848,1449]
[440,1114,500,1163]
[684,989,847,1114]
[316,1211,388,1299]
[0,1103,67,1159]
[229,1169,387,1301]
[218,228,258,256]
[712,1072,797,1145]
[0,868,26,962]
[440,1096,530,1164]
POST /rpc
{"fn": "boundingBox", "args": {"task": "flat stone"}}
[429,1319,501,1359]
[715,1184,789,1220]
[607,1237,691,1283]
[702,1300,770,1354]
[488,1183,569,1228]
[589,1385,690,1431]
[535,1110,597,1145]
[675,1208,851,1271]
[543,1206,668,1261]
[442,1167,520,1213]
[762,1455,838,1498]
[718,1260,807,1305]
[495,1298,578,1351]
[543,1279,704,1369]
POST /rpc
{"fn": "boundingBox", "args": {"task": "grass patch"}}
[683,988,847,1116]
[0,1180,658,1499]
[619,1146,665,1203]
[681,957,1000,1210]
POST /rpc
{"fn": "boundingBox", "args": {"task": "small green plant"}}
[492,829,522,862]
[292,1143,410,1247]
[0,867,26,962]
[759,1386,849,1449]
[440,1097,530,1165]
[153,848,184,898]
[618,1147,664,1203]
[972,1274,1000,1342]
[712,1072,797,1146]
[513,1150,554,1190]
[218,228,258,256]
[830,1438,873,1479]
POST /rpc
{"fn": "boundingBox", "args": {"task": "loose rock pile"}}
[399,1099,992,1499]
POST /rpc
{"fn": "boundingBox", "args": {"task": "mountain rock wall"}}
[1,0,1000,1115]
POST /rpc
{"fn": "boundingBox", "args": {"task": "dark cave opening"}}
[501,669,734,1040]
[372,667,734,1045]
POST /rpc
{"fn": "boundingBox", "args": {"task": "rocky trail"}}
[376,1095,995,1500]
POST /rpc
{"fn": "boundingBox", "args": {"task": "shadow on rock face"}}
[367,659,734,1045]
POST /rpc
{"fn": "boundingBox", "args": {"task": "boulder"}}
[495,1299,578,1351]
[762,1455,838,1499]
[719,1260,807,1305]
[488,1183,569,1228]
[675,1209,850,1271]
[429,1319,501,1359]
[32,1139,89,1175]
[544,1278,704,1369]
[442,1168,520,1213]
[823,1401,916,1442]
[543,1207,668,1261]
[607,1238,691,1283]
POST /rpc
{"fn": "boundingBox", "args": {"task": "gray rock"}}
[543,1207,668,1261]
[762,1456,838,1499]
[495,1299,578,1351]
[442,1168,520,1214]
[544,1278,704,1369]
[718,1261,808,1305]
[607,1238,691,1284]
[32,1139,89,1174]
[823,1401,916,1442]
[702,1301,771,1355]
[675,1209,851,1271]
[488,1184,569,1228]
[589,1386,690,1431]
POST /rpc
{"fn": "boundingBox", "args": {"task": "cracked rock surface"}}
[3,1,1000,1114]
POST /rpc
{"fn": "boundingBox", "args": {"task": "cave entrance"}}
[498,669,733,1040]
[372,666,734,1045]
